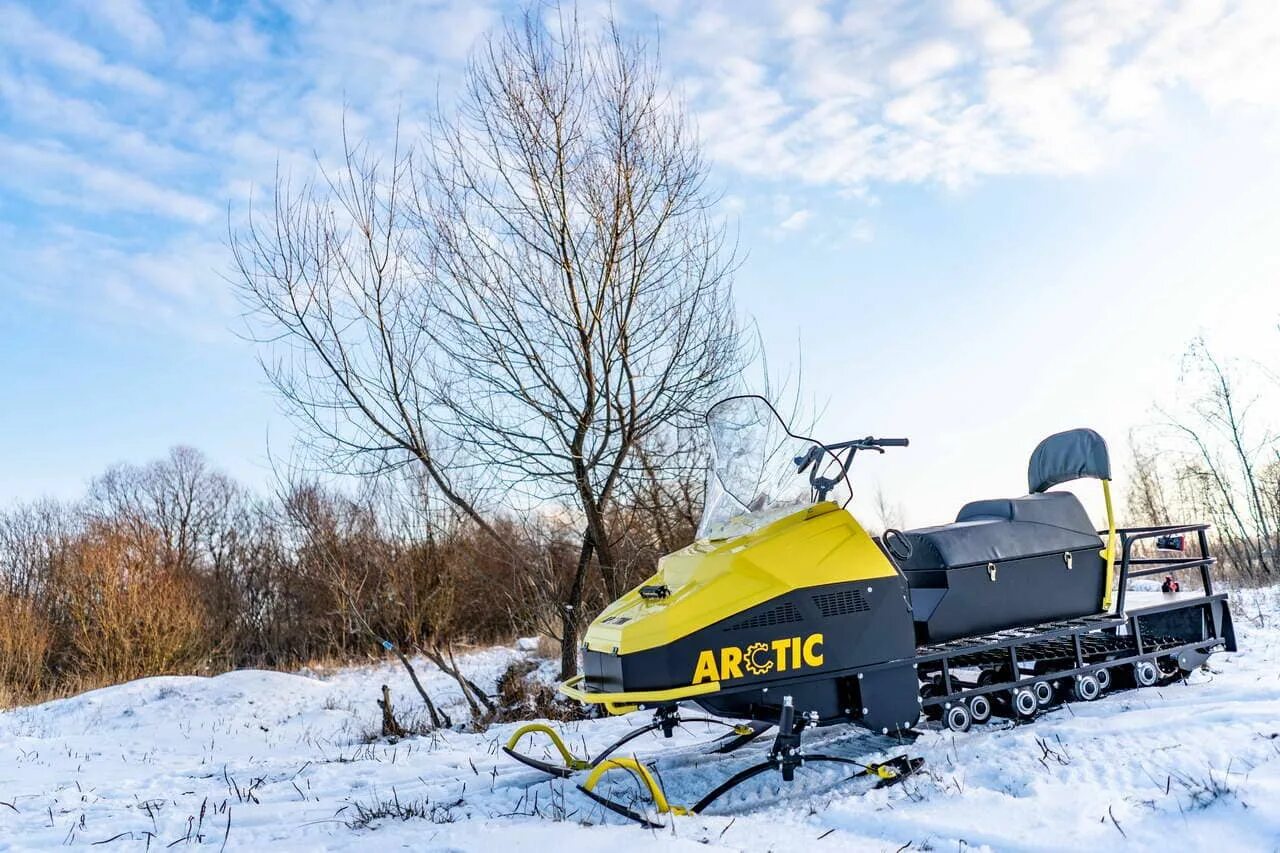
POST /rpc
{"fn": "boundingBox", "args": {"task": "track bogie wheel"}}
[967,694,992,724]
[1011,688,1038,718]
[1095,667,1112,691]
[1073,673,1101,701]
[1032,680,1055,708]
[945,703,972,733]
[1133,660,1159,688]
[978,668,1009,686]
[1157,656,1182,683]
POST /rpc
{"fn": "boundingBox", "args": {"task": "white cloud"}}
[3,228,233,341]
[778,209,813,231]
[0,140,217,223]
[662,0,1280,191]
[4,0,1280,338]
[84,0,164,49]
[887,40,963,88]
[0,73,197,172]
[0,3,164,95]
[173,14,271,69]
[0,0,498,337]
[948,0,1032,55]
[776,0,832,39]
[849,217,873,243]
[883,84,948,128]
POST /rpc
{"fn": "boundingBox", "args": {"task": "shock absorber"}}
[771,696,802,782]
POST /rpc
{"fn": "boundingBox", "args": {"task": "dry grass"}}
[494,660,589,723]
[535,634,562,661]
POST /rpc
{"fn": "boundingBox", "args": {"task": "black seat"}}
[894,429,1113,643]
[897,492,1102,573]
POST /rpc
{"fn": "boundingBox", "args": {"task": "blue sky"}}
[2,0,1280,525]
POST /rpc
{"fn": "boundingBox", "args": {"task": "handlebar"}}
[794,434,910,501]
[844,436,910,453]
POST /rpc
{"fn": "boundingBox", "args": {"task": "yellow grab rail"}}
[558,674,721,706]
[1101,479,1117,612]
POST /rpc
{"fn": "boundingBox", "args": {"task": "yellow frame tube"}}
[558,674,721,706]
[1101,479,1117,612]
[504,722,590,771]
[581,758,689,816]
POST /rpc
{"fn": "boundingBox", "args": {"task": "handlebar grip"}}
[875,438,910,447]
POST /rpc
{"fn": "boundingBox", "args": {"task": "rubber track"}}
[933,632,1186,670]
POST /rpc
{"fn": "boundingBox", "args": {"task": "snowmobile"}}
[505,396,1236,826]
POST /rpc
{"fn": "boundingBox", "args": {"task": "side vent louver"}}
[812,589,870,618]
[726,602,804,632]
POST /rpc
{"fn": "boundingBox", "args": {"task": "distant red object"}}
[1161,576,1181,593]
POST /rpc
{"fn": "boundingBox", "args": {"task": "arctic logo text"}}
[691,634,824,684]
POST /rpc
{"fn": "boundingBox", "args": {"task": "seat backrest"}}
[1027,428,1110,494]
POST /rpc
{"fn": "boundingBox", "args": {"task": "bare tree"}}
[233,7,742,678]
[418,11,741,675]
[87,447,241,575]
[1149,338,1278,579]
[1125,432,1173,527]
[0,499,77,602]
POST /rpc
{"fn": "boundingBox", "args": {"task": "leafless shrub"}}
[54,520,214,683]
[0,431,708,711]
[0,593,52,700]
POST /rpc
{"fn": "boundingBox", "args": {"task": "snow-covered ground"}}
[3,589,1279,852]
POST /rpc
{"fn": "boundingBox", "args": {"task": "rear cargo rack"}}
[1112,523,1217,614]
[911,522,1235,716]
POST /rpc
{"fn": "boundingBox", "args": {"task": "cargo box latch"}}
[986,562,997,582]
[1063,551,1073,570]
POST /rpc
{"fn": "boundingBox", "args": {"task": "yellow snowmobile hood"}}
[582,503,898,656]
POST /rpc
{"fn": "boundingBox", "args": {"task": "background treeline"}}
[3,334,1277,709]
[0,447,699,707]
[1127,338,1279,584]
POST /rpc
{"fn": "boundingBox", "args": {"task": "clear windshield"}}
[696,396,852,540]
